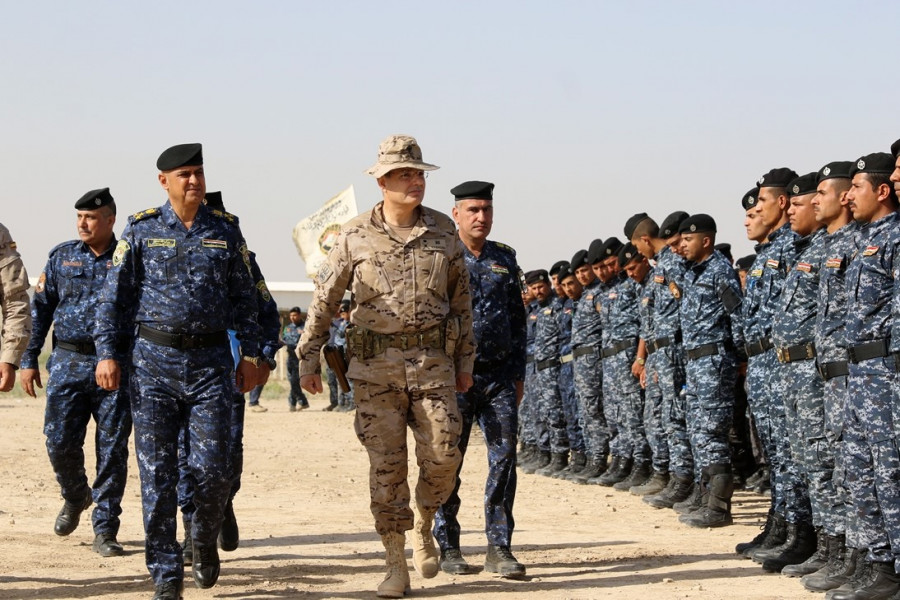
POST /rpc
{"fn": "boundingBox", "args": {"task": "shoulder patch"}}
[493,241,517,256]
[112,239,130,266]
[131,207,160,222]
[256,280,272,303]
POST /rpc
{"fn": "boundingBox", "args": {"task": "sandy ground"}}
[0,379,811,600]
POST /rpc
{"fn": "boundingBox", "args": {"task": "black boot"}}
[192,541,221,589]
[152,580,184,600]
[630,470,669,496]
[613,460,651,491]
[596,456,633,487]
[680,465,733,528]
[54,489,92,536]
[781,528,828,577]
[828,560,899,600]
[752,520,806,563]
[761,521,817,573]
[735,509,777,556]
[569,456,607,483]
[645,474,692,509]
[521,450,551,474]
[535,452,568,477]
[557,451,586,479]
[803,542,857,592]
[671,482,702,514]
[741,511,787,558]
[517,444,535,467]
[744,466,769,490]
[218,499,239,552]
[181,514,193,566]
[587,456,619,484]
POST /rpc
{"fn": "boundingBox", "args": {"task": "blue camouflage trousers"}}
[572,350,609,461]
[434,372,518,548]
[684,349,736,472]
[784,360,836,532]
[644,351,669,473]
[559,360,584,453]
[747,350,786,515]
[519,363,547,449]
[536,365,569,454]
[845,364,900,565]
[824,375,853,542]
[44,348,132,536]
[601,355,625,458]
[606,347,649,463]
[652,344,691,478]
[130,339,234,585]
[770,360,811,524]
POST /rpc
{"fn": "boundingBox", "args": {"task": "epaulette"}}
[210,209,239,225]
[493,241,517,256]
[130,207,161,222]
[48,239,81,257]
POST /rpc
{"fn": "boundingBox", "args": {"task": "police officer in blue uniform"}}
[434,181,527,578]
[21,188,133,557]
[94,144,263,600]
[281,307,308,411]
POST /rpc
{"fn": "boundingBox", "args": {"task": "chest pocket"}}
[144,245,179,283]
[58,263,85,297]
[425,250,449,301]
[189,244,230,287]
[352,261,392,304]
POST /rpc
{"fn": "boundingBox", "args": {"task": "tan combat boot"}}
[377,531,410,598]
[409,505,439,578]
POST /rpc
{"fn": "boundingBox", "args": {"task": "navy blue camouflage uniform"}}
[519,302,545,450]
[636,268,670,476]
[555,294,584,454]
[281,320,307,408]
[843,211,900,567]
[95,202,261,587]
[22,237,133,539]
[571,278,609,464]
[434,239,526,549]
[533,293,569,454]
[680,250,744,473]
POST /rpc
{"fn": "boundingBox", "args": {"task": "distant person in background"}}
[0,222,31,391]
[281,307,308,412]
[333,300,355,411]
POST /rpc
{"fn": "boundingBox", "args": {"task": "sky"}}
[2,1,899,283]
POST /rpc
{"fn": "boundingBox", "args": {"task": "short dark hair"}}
[632,217,659,239]
[861,173,899,205]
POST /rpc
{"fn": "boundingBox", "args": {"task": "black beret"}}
[157,143,203,171]
[617,242,640,268]
[850,153,895,177]
[659,211,689,238]
[524,269,550,286]
[741,188,759,210]
[735,254,756,271]
[289,306,302,313]
[623,213,649,239]
[450,180,494,201]
[601,237,623,258]
[817,161,854,183]
[205,191,224,211]
[587,238,606,265]
[715,243,733,265]
[570,249,589,269]
[549,260,569,277]
[788,172,819,197]
[892,139,900,159]
[679,213,717,234]
[339,299,351,311]
[557,263,575,282]
[74,187,114,212]
[757,167,799,188]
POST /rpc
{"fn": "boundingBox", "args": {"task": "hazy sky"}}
[2,1,899,282]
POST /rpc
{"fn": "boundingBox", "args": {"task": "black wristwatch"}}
[264,356,277,370]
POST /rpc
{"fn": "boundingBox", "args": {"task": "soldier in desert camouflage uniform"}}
[0,222,31,391]
[298,135,475,599]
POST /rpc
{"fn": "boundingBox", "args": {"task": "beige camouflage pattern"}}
[353,380,461,534]
[298,202,475,390]
[0,223,31,366]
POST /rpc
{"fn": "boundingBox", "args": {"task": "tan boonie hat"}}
[365,134,439,178]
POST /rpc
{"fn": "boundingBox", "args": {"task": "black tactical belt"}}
[601,339,637,359]
[56,339,96,355]
[776,342,817,364]
[818,360,849,381]
[536,357,560,371]
[848,338,890,364]
[686,343,719,361]
[526,353,535,364]
[745,336,774,358]
[138,325,228,350]
[647,333,681,355]
[572,346,598,359]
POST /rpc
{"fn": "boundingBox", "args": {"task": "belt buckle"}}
[805,344,815,360]
[775,347,785,363]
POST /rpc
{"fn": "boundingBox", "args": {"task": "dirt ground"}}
[0,379,811,600]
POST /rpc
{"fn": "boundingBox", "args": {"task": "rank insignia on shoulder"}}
[825,257,843,268]
[668,281,682,299]
[653,275,665,284]
[766,259,780,269]
[202,239,228,249]
[863,246,879,256]
[494,241,516,255]
[795,262,812,273]
[131,207,160,222]
[490,263,509,275]
[112,239,130,266]
[210,209,236,223]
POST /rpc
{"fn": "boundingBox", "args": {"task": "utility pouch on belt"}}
[323,344,351,393]
[346,320,451,361]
